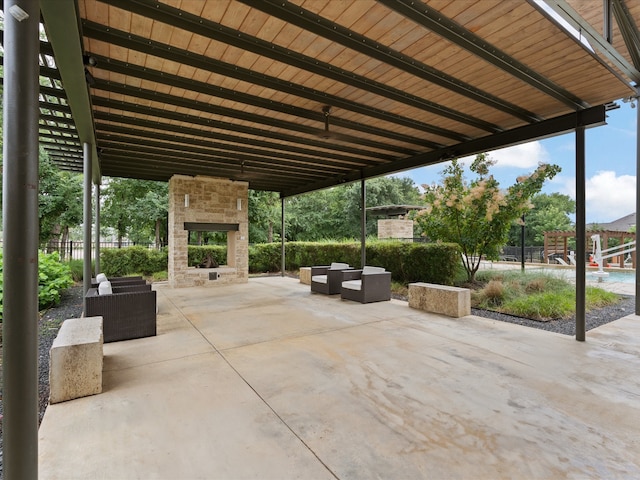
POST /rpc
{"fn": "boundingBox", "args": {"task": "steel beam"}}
[575,124,586,342]
[2,1,40,477]
[240,0,539,123]
[636,90,640,314]
[83,143,93,301]
[381,0,587,110]
[81,20,497,135]
[40,0,101,182]
[281,198,286,277]
[95,183,101,275]
[283,106,607,197]
[361,179,367,269]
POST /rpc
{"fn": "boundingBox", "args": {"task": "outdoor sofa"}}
[85,284,157,343]
[90,274,146,288]
[311,262,352,295]
[340,266,391,303]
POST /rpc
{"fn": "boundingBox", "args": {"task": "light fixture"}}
[8,5,29,22]
[184,194,189,208]
[83,55,98,67]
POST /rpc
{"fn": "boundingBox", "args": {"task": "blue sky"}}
[394,101,638,224]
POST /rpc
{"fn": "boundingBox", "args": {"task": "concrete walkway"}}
[39,277,640,479]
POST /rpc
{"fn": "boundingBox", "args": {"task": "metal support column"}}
[361,179,366,268]
[83,143,93,304]
[575,123,586,341]
[94,183,101,275]
[281,197,286,276]
[1,1,40,477]
[521,214,525,271]
[636,91,640,314]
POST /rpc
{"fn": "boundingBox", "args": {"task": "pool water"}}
[529,268,636,284]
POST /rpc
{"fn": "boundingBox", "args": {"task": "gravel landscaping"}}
[0,285,635,477]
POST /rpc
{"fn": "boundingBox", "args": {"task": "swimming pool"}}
[528,267,636,284]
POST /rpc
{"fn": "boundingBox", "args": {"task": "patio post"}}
[281,196,286,276]
[361,178,366,268]
[1,0,40,477]
[636,90,640,314]
[83,142,93,302]
[575,122,586,341]
[95,182,101,275]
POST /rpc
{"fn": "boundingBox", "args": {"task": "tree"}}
[415,154,561,282]
[508,193,575,246]
[38,152,83,250]
[284,176,422,241]
[248,190,281,243]
[101,178,168,247]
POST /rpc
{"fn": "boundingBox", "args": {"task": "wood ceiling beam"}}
[81,18,494,135]
[240,0,540,123]
[380,0,588,110]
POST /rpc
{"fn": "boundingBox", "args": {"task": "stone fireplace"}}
[168,175,248,288]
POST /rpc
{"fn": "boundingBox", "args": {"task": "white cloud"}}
[460,141,549,168]
[559,170,636,223]
[489,141,550,168]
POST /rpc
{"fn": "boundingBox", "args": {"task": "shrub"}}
[38,251,74,310]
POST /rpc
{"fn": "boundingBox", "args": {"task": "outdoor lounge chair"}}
[340,266,391,304]
[311,262,352,294]
[91,274,147,288]
[85,287,157,343]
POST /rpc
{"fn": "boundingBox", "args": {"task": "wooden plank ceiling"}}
[35,0,638,196]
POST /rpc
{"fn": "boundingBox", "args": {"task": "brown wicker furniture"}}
[85,288,157,343]
[340,266,391,303]
[311,263,352,295]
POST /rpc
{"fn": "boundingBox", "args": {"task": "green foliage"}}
[37,252,74,310]
[415,154,560,281]
[38,152,83,247]
[472,271,620,320]
[0,252,74,320]
[188,246,227,267]
[508,193,575,246]
[285,177,423,241]
[248,190,281,243]
[101,178,168,246]
[247,240,459,284]
[101,247,168,276]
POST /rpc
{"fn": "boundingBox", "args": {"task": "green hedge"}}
[100,241,460,285]
[101,246,168,277]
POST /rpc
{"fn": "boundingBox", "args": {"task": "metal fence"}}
[41,241,157,261]
[499,246,545,263]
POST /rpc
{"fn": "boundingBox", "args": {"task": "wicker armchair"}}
[340,266,391,303]
[311,262,352,295]
[91,275,146,288]
[85,288,157,343]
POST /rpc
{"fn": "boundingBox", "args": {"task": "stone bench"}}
[408,283,471,318]
[299,267,311,285]
[49,316,103,404]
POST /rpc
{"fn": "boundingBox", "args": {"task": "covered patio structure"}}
[3,0,640,477]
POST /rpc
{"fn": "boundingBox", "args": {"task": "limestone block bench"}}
[49,316,103,404]
[299,267,311,285]
[408,283,471,318]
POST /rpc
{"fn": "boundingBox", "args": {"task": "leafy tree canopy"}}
[415,154,560,282]
[508,192,575,246]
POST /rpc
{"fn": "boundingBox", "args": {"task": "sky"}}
[394,101,638,225]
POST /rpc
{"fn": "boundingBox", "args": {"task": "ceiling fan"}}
[319,105,339,140]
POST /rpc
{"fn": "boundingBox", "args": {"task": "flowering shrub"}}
[415,153,560,282]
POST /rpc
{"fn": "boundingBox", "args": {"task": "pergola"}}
[3,1,640,476]
[544,229,637,268]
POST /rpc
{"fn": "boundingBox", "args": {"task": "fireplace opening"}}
[184,222,240,268]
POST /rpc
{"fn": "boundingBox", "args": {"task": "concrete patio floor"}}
[39,276,640,479]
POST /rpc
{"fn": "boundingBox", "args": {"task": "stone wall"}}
[168,175,248,288]
[377,219,414,240]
